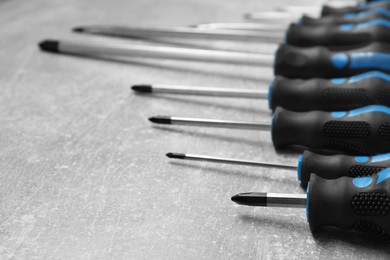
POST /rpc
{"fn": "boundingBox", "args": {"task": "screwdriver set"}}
[38,0,390,244]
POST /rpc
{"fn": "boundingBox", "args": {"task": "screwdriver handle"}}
[270,72,390,112]
[271,105,390,155]
[298,150,390,186]
[301,12,390,26]
[308,173,390,240]
[286,18,390,47]
[321,1,390,16]
[274,42,390,79]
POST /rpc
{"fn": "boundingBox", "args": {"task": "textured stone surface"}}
[0,0,389,259]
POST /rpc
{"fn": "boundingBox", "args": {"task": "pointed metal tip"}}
[149,116,172,124]
[231,192,267,206]
[131,85,152,93]
[166,153,186,159]
[231,194,241,203]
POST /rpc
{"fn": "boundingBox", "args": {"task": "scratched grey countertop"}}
[0,0,389,259]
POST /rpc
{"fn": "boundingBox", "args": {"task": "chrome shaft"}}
[194,23,286,32]
[169,116,271,130]
[76,25,282,43]
[58,40,274,66]
[266,193,307,208]
[148,84,268,98]
[173,153,297,171]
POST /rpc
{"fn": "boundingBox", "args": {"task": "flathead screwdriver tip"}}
[131,85,153,93]
[73,27,85,33]
[149,116,172,124]
[166,153,186,159]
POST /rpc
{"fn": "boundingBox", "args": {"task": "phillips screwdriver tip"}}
[39,40,59,53]
[73,27,85,33]
[149,116,172,124]
[131,85,152,93]
[166,153,186,159]
[231,192,267,206]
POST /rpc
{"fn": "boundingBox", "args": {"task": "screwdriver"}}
[166,150,390,187]
[232,172,390,240]
[74,20,390,47]
[39,39,390,79]
[149,105,390,155]
[132,71,390,112]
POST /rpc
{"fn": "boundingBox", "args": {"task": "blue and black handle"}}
[321,1,390,16]
[272,105,390,155]
[300,12,390,26]
[274,42,390,78]
[308,172,390,240]
[286,18,390,47]
[269,72,390,111]
[298,150,390,187]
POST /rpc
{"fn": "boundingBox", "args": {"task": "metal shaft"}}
[75,25,282,43]
[244,11,300,22]
[231,192,307,208]
[58,40,274,66]
[276,6,320,16]
[143,84,269,98]
[267,193,307,208]
[168,153,297,171]
[194,23,286,32]
[169,116,271,130]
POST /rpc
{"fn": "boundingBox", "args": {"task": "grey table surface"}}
[1,0,389,259]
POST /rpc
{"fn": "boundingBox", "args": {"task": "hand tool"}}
[131,71,390,112]
[232,171,390,240]
[38,39,273,66]
[166,151,390,187]
[39,40,390,79]
[149,105,390,155]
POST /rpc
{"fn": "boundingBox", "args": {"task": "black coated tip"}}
[231,192,267,206]
[166,153,186,159]
[131,85,152,93]
[73,27,85,33]
[39,40,59,53]
[149,116,172,124]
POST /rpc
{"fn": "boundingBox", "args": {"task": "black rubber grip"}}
[321,2,390,16]
[285,21,390,47]
[308,174,390,240]
[274,42,390,79]
[298,150,390,187]
[270,74,390,112]
[271,106,390,155]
